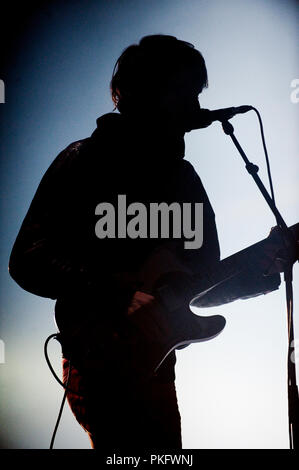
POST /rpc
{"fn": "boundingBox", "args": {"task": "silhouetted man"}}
[9,35,222,449]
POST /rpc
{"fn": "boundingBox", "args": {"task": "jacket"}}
[9,112,221,379]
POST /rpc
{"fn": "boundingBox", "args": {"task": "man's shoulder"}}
[45,137,91,177]
[63,139,87,153]
[55,137,90,164]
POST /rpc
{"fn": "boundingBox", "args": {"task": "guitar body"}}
[126,297,226,377]
[54,289,226,382]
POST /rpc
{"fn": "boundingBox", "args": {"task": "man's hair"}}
[110,34,208,114]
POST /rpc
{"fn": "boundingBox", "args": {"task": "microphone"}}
[188,105,253,130]
[207,105,253,122]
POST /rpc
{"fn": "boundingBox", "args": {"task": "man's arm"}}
[9,141,139,301]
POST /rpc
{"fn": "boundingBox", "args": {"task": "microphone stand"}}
[221,119,299,450]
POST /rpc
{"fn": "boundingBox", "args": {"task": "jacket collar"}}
[92,112,185,160]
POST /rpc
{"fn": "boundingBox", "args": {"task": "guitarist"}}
[8,35,280,449]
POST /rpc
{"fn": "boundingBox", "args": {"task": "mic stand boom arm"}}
[221,119,299,450]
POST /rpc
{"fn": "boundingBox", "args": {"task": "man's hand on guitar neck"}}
[263,226,298,275]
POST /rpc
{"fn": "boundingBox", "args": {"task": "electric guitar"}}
[55,223,299,381]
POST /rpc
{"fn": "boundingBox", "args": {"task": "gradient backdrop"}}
[0,0,298,449]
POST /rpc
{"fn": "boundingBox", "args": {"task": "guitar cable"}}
[250,106,276,205]
[49,357,71,450]
[44,333,80,449]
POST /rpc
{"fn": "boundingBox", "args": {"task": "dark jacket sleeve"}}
[8,140,139,301]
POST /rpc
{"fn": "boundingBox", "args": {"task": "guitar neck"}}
[195,222,299,294]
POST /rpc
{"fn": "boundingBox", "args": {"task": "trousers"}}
[62,357,182,450]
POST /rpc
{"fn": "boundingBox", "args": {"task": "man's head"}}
[110,35,208,131]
